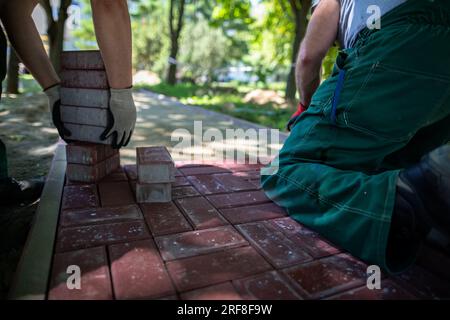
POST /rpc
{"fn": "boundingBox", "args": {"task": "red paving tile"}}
[173,176,191,187]
[166,246,272,292]
[98,181,135,207]
[141,202,192,236]
[220,203,287,224]
[172,186,200,199]
[100,167,128,182]
[124,164,137,181]
[181,282,243,300]
[109,239,175,299]
[48,246,112,300]
[233,271,303,300]
[283,254,368,299]
[187,175,227,195]
[155,226,248,261]
[237,221,312,268]
[175,196,228,229]
[179,165,231,176]
[61,184,99,210]
[270,217,341,258]
[327,280,416,300]
[60,204,143,227]
[56,220,150,252]
[207,190,270,209]
[213,173,257,192]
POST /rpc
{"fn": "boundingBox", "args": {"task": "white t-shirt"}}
[312,0,407,48]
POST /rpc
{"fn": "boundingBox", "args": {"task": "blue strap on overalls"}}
[331,68,346,125]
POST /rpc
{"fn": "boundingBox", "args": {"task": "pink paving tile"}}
[60,204,143,227]
[236,221,312,268]
[207,191,270,209]
[187,175,227,195]
[393,265,450,299]
[98,181,135,207]
[56,220,150,252]
[108,239,175,299]
[141,202,192,236]
[233,170,261,180]
[175,196,228,229]
[166,246,272,292]
[327,280,416,300]
[155,226,248,261]
[172,186,200,199]
[61,184,99,210]
[219,203,287,224]
[270,217,341,258]
[48,246,112,300]
[181,282,243,300]
[173,176,191,187]
[283,254,368,299]
[212,173,257,192]
[124,164,137,181]
[179,165,231,176]
[233,271,303,300]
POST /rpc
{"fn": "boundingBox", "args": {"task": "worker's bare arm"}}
[0,0,60,89]
[296,0,339,107]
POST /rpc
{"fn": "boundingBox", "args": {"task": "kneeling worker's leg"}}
[0,139,8,181]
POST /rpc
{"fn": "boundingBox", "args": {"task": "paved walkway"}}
[9,91,450,300]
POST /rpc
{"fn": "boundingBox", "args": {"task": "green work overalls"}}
[261,0,450,274]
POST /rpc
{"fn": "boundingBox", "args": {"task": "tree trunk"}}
[41,0,71,72]
[285,0,311,107]
[167,0,186,85]
[6,48,20,94]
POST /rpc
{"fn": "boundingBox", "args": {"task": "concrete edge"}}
[8,144,66,300]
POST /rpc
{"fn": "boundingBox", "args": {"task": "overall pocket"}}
[342,62,450,142]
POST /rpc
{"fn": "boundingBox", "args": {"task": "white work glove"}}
[101,88,136,149]
[44,84,72,141]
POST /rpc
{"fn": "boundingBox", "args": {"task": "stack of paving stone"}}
[136,146,175,203]
[60,50,111,145]
[66,142,120,183]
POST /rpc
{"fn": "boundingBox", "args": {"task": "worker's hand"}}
[286,102,308,132]
[44,84,72,140]
[101,88,136,149]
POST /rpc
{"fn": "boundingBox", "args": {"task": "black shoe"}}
[396,144,450,237]
[0,177,45,206]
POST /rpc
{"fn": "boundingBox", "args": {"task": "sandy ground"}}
[0,92,58,299]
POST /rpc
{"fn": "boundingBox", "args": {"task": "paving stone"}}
[136,146,175,183]
[61,184,99,210]
[212,173,257,192]
[66,142,115,165]
[187,175,227,195]
[166,246,272,292]
[175,196,228,229]
[60,87,109,109]
[181,282,243,300]
[155,226,247,261]
[98,181,135,207]
[179,165,231,176]
[393,265,450,299]
[141,202,192,236]
[236,221,312,268]
[60,204,143,227]
[64,123,112,145]
[207,191,270,209]
[61,105,108,127]
[124,164,137,181]
[109,239,175,299]
[175,169,184,177]
[60,69,109,89]
[283,254,368,299]
[61,50,105,70]
[48,246,112,300]
[56,220,150,252]
[172,186,200,199]
[100,166,128,182]
[233,170,261,180]
[136,182,172,203]
[220,203,287,224]
[66,161,106,183]
[173,176,190,187]
[233,271,303,300]
[270,217,341,258]
[327,280,416,300]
